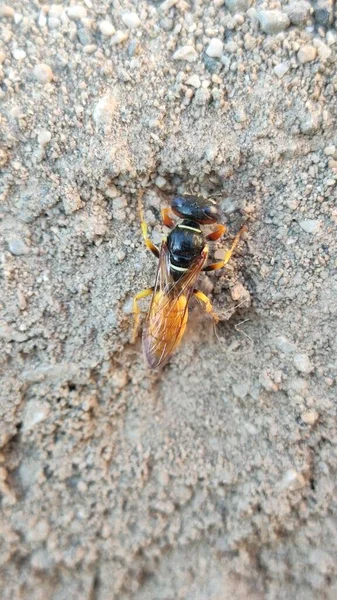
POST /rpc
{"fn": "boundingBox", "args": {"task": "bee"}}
[133,192,247,369]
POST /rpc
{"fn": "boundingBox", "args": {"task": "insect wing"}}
[142,242,206,369]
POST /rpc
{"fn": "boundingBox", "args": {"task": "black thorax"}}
[167,220,204,280]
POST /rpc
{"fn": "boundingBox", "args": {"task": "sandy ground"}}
[1,0,337,598]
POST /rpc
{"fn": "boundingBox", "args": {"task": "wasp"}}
[133,192,247,369]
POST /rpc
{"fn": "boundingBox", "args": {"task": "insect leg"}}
[206,223,227,241]
[194,290,219,323]
[138,190,160,258]
[132,286,154,340]
[161,207,175,229]
[203,225,247,272]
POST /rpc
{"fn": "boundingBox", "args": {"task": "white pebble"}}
[275,335,297,354]
[185,74,201,88]
[99,20,115,37]
[23,400,50,432]
[326,30,337,47]
[313,39,331,61]
[299,219,321,234]
[280,469,306,490]
[48,17,61,30]
[232,382,250,399]
[8,237,29,256]
[38,130,51,146]
[38,11,47,27]
[293,353,313,374]
[301,410,319,425]
[121,12,141,29]
[273,62,289,79]
[155,175,167,189]
[206,38,223,58]
[173,45,198,62]
[93,93,117,131]
[324,145,336,156]
[17,289,27,311]
[298,45,317,64]
[111,31,128,45]
[224,0,249,13]
[33,63,53,84]
[257,10,290,35]
[67,5,87,20]
[225,41,237,54]
[49,5,63,18]
[260,371,278,392]
[12,48,26,60]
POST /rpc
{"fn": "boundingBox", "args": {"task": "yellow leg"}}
[203,225,247,272]
[138,190,160,258]
[132,287,154,340]
[194,290,219,323]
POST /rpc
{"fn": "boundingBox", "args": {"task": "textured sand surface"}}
[1,1,337,598]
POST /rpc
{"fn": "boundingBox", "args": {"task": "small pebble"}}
[273,62,289,79]
[230,282,250,305]
[298,45,317,64]
[23,400,50,432]
[286,1,311,26]
[0,51,5,64]
[299,219,321,234]
[232,382,250,399]
[155,175,167,189]
[38,130,51,146]
[0,5,15,18]
[12,49,26,60]
[205,38,223,58]
[93,93,117,131]
[185,74,201,88]
[99,20,115,37]
[17,290,27,311]
[224,0,249,13]
[225,41,237,54]
[173,46,198,62]
[314,0,333,27]
[260,371,278,392]
[313,39,331,61]
[111,31,128,45]
[257,10,290,35]
[301,410,319,425]
[37,11,47,27]
[8,238,29,256]
[293,353,313,374]
[280,469,306,490]
[33,63,54,84]
[121,12,141,29]
[326,30,337,47]
[275,335,297,354]
[324,145,336,156]
[67,6,87,20]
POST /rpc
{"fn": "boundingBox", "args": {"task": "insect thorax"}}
[167,220,205,279]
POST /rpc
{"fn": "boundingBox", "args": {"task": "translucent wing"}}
[142,241,207,369]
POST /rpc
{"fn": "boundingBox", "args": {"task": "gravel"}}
[257,10,290,34]
[299,219,321,234]
[205,38,224,58]
[33,63,54,84]
[298,45,317,64]
[1,0,337,598]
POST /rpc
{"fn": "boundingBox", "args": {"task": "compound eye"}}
[204,203,220,223]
